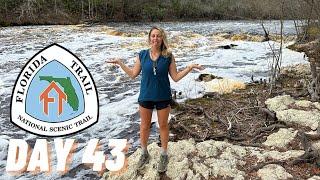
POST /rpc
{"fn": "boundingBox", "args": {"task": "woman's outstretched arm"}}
[106,57,141,79]
[169,55,204,82]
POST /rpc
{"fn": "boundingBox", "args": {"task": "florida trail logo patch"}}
[11,43,99,136]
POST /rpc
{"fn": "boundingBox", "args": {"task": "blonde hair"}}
[148,26,172,58]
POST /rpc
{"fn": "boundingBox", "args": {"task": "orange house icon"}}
[40,81,67,115]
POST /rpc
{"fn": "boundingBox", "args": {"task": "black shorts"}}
[138,100,171,110]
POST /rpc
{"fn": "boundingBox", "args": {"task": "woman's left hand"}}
[189,64,204,71]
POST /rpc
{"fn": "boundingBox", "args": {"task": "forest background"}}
[0,0,319,26]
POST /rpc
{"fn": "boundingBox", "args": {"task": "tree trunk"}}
[81,0,84,19]
[54,0,57,15]
[309,57,320,101]
[105,0,108,19]
[88,0,91,19]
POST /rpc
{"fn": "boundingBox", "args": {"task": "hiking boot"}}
[137,152,150,170]
[157,154,169,173]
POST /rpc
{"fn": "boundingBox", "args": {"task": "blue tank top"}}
[138,49,172,101]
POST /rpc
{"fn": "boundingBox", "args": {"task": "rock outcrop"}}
[202,78,246,94]
[263,128,298,148]
[265,95,320,130]
[257,164,293,180]
[104,139,304,180]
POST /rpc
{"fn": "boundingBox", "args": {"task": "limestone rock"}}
[277,109,320,130]
[203,78,246,94]
[205,158,245,179]
[257,164,293,180]
[191,157,210,179]
[308,176,320,180]
[281,63,311,76]
[166,157,190,180]
[314,102,320,111]
[195,140,220,158]
[295,100,313,108]
[105,139,304,180]
[168,139,196,162]
[249,149,304,162]
[312,139,320,149]
[265,95,295,111]
[265,95,320,130]
[260,150,304,161]
[263,128,298,148]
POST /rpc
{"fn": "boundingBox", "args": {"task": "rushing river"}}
[0,20,307,179]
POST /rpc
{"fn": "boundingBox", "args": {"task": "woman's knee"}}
[140,122,151,132]
[157,107,170,130]
[158,122,169,130]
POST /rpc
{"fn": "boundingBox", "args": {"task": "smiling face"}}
[149,28,163,49]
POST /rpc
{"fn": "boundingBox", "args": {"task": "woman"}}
[107,26,203,173]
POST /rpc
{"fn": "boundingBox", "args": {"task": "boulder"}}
[265,95,295,111]
[263,128,298,148]
[203,78,246,94]
[265,95,320,130]
[308,175,320,180]
[257,164,293,180]
[217,44,238,49]
[197,73,222,82]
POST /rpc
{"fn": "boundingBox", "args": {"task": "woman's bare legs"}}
[157,106,170,172]
[157,106,170,152]
[137,105,153,169]
[139,105,152,150]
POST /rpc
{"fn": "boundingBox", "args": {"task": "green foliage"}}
[0,20,11,27]
[142,6,167,21]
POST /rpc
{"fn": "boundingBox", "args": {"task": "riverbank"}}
[104,62,320,179]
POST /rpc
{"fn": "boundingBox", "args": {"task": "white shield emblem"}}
[11,43,99,136]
